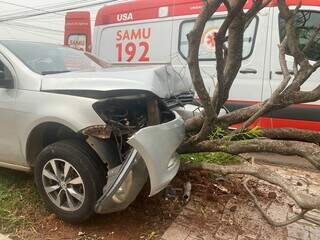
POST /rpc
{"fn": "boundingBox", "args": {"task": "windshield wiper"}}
[42,70,71,75]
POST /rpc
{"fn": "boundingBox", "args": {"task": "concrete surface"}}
[161,166,320,240]
[249,153,316,171]
[0,235,10,240]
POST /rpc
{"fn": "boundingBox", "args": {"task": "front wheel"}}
[34,139,106,223]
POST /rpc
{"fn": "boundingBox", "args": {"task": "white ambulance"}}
[65,0,320,131]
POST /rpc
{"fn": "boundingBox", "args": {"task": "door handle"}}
[275,70,294,75]
[239,68,257,74]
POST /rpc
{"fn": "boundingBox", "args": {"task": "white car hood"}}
[41,65,192,99]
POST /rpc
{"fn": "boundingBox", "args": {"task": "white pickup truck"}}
[0,40,196,222]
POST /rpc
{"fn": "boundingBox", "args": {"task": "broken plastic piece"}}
[82,125,112,139]
[183,181,192,204]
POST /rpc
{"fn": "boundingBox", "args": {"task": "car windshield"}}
[1,41,110,75]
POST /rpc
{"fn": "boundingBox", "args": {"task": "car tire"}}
[34,139,107,223]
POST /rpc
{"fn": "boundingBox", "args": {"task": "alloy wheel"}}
[42,159,85,211]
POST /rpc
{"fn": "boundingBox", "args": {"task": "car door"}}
[268,4,320,130]
[0,54,19,165]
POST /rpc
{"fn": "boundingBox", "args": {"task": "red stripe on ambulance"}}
[95,0,319,26]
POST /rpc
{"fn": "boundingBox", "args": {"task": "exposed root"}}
[181,162,320,226]
[243,178,309,227]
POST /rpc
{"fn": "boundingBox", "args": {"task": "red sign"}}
[64,11,92,52]
[115,27,151,62]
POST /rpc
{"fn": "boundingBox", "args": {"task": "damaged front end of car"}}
[81,90,185,214]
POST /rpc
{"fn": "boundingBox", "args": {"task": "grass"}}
[0,168,43,234]
[179,152,240,165]
[178,126,260,166]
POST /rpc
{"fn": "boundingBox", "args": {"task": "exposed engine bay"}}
[94,93,178,129]
[91,91,180,161]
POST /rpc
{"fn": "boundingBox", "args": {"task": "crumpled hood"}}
[41,65,192,99]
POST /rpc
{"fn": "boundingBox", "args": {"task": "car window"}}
[1,41,108,75]
[0,61,13,86]
[179,17,258,61]
[279,10,320,61]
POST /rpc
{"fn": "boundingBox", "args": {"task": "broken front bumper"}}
[95,111,185,214]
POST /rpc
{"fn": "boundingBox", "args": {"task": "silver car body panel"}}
[95,112,185,213]
[41,65,192,99]
[95,149,148,214]
[15,90,105,164]
[128,111,185,196]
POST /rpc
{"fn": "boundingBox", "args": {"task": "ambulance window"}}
[178,17,258,61]
[279,11,320,61]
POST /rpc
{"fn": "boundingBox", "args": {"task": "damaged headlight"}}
[92,91,155,131]
[112,170,133,204]
[82,125,112,139]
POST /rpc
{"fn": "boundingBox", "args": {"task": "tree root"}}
[243,178,309,227]
[181,162,320,226]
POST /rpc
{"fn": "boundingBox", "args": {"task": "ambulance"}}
[64,0,320,131]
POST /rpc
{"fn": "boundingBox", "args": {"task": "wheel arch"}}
[25,121,81,167]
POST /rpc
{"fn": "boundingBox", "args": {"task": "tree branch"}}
[302,25,320,54]
[181,162,320,210]
[185,102,264,134]
[182,0,320,228]
[187,0,223,119]
[216,102,263,128]
[179,138,320,170]
[245,0,271,22]
[261,128,320,144]
[217,6,246,111]
[186,0,224,142]
[243,178,309,227]
[239,37,291,130]
[278,0,306,66]
[212,0,247,113]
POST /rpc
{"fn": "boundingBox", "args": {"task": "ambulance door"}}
[172,8,271,117]
[268,5,320,130]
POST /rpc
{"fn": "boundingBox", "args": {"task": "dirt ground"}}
[6,165,320,240]
[162,166,320,240]
[9,168,252,240]
[11,183,184,240]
